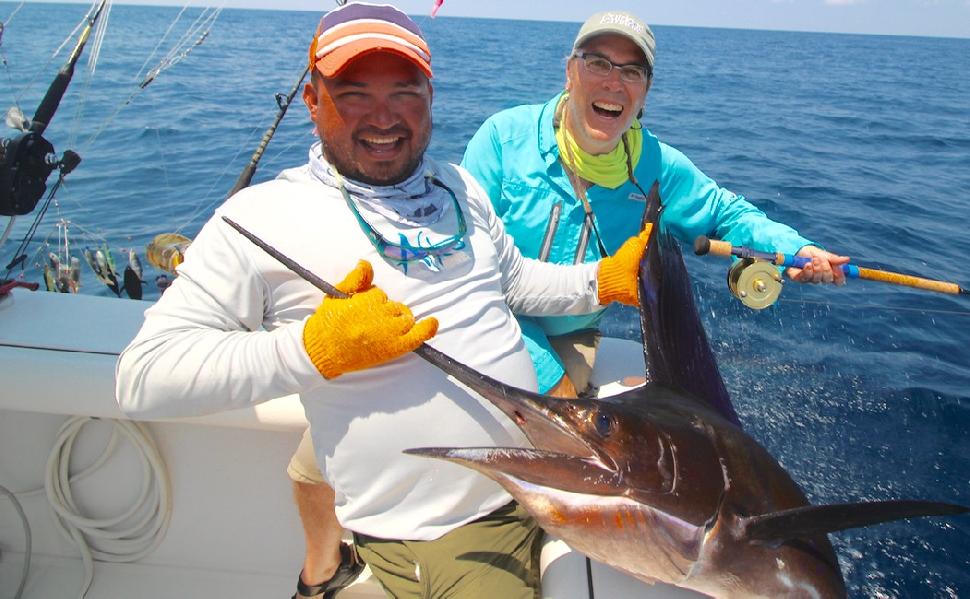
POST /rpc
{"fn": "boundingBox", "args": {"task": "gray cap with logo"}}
[573,11,656,70]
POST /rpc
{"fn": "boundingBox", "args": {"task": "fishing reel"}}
[0,130,81,216]
[725,258,784,310]
[0,131,56,216]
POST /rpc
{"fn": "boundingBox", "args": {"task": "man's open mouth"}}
[592,101,624,118]
[359,133,406,153]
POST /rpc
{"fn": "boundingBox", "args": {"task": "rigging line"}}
[1,2,26,27]
[12,0,106,141]
[156,6,210,66]
[2,176,63,279]
[67,219,110,246]
[776,297,970,318]
[79,6,221,153]
[79,0,182,149]
[66,67,96,149]
[39,177,86,216]
[133,4,188,83]
[29,220,59,268]
[0,17,15,98]
[172,124,266,236]
[0,1,26,78]
[176,64,309,235]
[161,6,221,68]
[260,129,314,176]
[165,6,216,57]
[86,0,111,75]
[149,98,173,193]
[56,219,67,260]
[0,60,20,126]
[0,216,15,248]
[52,2,95,57]
[11,13,81,107]
[146,5,220,83]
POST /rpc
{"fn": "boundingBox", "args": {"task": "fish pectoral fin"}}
[741,500,969,542]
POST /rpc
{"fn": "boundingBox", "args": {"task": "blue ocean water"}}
[2,3,969,597]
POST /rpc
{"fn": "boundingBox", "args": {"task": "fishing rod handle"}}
[694,237,732,258]
[777,254,857,276]
[855,267,962,295]
[776,254,962,293]
[694,236,784,264]
[696,237,854,274]
[697,236,965,295]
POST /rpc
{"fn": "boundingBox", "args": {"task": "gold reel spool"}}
[726,258,783,310]
[146,233,191,275]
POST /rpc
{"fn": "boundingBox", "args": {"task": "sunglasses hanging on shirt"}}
[336,172,467,273]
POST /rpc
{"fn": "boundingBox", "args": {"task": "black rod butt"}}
[694,236,711,256]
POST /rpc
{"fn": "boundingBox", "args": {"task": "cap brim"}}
[315,40,433,79]
[574,30,651,65]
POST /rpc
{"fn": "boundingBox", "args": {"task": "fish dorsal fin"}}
[637,183,739,425]
[638,182,665,384]
[741,500,969,542]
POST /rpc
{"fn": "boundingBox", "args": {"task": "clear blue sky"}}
[16,0,970,39]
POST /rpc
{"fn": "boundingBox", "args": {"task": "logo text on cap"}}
[600,13,643,34]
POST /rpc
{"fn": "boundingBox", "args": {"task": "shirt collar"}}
[538,91,566,167]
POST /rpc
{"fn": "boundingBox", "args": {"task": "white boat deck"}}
[0,289,702,598]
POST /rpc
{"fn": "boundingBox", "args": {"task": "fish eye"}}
[594,413,615,437]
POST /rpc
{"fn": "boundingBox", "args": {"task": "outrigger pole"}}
[695,236,968,296]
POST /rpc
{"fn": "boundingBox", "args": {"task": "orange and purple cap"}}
[309,2,433,79]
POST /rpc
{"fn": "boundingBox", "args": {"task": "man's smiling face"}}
[305,52,433,186]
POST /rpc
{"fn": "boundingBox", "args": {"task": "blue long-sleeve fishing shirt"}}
[461,92,813,392]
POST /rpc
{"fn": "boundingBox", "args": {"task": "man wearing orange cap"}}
[115,3,651,598]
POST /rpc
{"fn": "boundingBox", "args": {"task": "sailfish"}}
[222,191,968,598]
[403,190,969,598]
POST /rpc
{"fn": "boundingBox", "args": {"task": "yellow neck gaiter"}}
[555,93,643,190]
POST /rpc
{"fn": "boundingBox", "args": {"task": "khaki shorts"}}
[354,501,542,599]
[288,435,541,598]
[287,427,326,484]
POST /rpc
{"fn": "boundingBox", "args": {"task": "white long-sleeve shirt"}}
[116,154,601,540]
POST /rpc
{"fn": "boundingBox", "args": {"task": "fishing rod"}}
[0,0,106,218]
[693,235,969,310]
[2,1,106,289]
[146,66,310,279]
[226,65,310,198]
[29,0,108,137]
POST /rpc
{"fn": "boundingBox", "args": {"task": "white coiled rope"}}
[0,482,31,599]
[44,416,172,598]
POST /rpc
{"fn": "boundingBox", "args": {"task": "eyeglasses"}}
[573,52,651,84]
[339,176,467,266]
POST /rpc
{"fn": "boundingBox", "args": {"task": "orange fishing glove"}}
[302,260,438,379]
[596,224,653,306]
